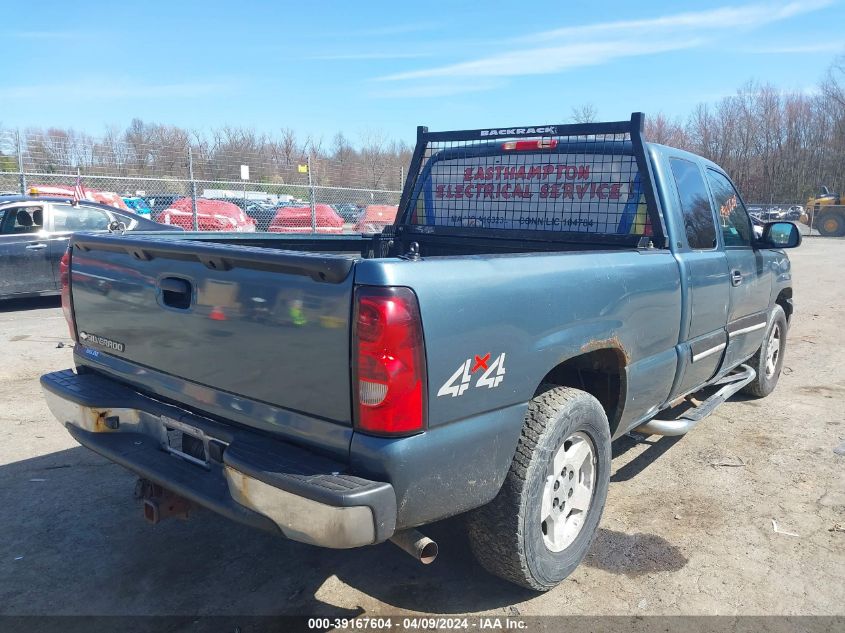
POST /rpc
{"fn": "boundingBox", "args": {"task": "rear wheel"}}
[742,305,787,398]
[466,385,611,591]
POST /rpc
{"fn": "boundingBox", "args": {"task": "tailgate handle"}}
[158,277,192,309]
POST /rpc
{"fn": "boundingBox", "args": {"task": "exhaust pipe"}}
[389,529,438,564]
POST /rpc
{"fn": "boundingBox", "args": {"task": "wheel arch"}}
[775,287,793,324]
[536,346,628,437]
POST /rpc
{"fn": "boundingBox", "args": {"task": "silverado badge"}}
[78,331,125,353]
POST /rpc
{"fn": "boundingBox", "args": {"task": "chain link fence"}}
[0,128,403,233]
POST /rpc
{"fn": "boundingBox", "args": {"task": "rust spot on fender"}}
[580,336,629,364]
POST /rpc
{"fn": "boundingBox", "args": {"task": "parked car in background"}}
[785,205,805,221]
[354,204,399,233]
[267,204,344,233]
[215,198,277,231]
[0,195,179,300]
[122,196,153,218]
[145,194,183,215]
[332,203,364,223]
[158,198,256,232]
[243,202,277,232]
[29,185,130,211]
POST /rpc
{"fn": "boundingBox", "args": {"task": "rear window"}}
[670,157,717,250]
[407,142,651,237]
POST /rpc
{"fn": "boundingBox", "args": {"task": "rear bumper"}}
[40,369,396,548]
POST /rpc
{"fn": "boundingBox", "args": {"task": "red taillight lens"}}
[353,286,426,436]
[59,248,76,340]
[501,139,558,151]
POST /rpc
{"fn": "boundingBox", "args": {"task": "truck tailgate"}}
[68,234,357,426]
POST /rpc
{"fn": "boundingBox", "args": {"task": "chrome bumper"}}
[41,370,396,548]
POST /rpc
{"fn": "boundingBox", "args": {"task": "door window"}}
[706,170,752,247]
[0,206,44,234]
[52,204,111,231]
[670,158,717,250]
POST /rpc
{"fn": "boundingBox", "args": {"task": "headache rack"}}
[394,113,667,249]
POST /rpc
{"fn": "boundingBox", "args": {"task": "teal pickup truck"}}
[41,114,800,590]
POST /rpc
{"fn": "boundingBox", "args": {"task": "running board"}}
[634,364,756,436]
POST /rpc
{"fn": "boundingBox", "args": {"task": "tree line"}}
[637,55,845,204]
[2,122,412,192]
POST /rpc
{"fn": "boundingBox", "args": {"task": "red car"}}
[158,198,256,232]
[354,204,398,233]
[29,184,130,211]
[268,204,344,234]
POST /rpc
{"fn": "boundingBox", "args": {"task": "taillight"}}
[59,248,76,340]
[501,139,558,151]
[353,286,426,436]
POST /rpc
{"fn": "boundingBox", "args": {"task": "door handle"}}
[25,243,47,250]
[731,270,743,286]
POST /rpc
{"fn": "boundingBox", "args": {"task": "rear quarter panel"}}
[351,250,681,527]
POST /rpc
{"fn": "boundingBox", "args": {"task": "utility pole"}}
[16,131,26,196]
[188,146,198,231]
[308,154,316,233]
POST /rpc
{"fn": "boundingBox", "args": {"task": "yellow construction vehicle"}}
[807,186,845,236]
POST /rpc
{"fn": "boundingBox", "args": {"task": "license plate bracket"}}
[161,416,209,467]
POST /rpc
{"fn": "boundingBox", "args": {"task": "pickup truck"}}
[41,114,800,591]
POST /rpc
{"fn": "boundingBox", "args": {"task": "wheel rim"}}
[541,431,596,552]
[823,218,838,233]
[765,323,781,379]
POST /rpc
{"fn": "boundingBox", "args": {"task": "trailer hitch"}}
[134,478,192,524]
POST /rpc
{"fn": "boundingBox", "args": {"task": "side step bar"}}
[635,364,756,436]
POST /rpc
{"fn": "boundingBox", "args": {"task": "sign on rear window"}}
[410,151,650,235]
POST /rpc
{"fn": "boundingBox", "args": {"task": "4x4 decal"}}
[437,353,507,398]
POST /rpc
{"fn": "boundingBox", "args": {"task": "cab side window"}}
[670,158,717,250]
[706,170,752,247]
[52,204,111,231]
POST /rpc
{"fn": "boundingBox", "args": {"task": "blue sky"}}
[2,0,843,145]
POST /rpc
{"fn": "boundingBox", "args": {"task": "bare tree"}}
[360,129,390,189]
[570,103,598,124]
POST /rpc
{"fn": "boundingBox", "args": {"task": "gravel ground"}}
[0,238,842,618]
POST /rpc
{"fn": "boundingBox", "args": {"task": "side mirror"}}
[759,221,801,249]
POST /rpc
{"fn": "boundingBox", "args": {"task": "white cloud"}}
[376,1,835,83]
[521,0,834,43]
[379,39,703,81]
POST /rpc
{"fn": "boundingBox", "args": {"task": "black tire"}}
[816,211,845,237]
[466,385,611,591]
[741,305,788,398]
